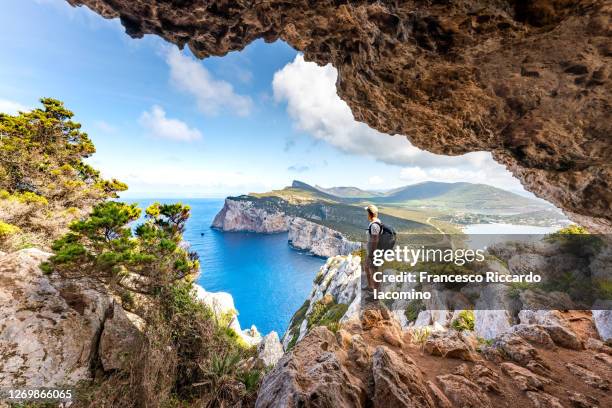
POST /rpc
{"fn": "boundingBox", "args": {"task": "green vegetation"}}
[451,310,475,332]
[306,297,348,330]
[404,299,425,323]
[411,326,431,352]
[0,98,126,251]
[285,300,310,351]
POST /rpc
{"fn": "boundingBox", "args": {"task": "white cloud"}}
[0,99,28,115]
[165,48,253,116]
[139,105,202,142]
[272,55,524,191]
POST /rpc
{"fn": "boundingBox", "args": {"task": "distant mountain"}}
[372,181,550,213]
[314,185,381,198]
[289,180,551,213]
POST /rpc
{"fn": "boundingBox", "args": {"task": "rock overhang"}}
[66,0,611,231]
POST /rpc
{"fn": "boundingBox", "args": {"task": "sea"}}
[128,198,325,336]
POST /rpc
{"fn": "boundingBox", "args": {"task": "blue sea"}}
[129,198,324,335]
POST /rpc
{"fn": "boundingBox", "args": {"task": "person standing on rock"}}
[364,204,382,299]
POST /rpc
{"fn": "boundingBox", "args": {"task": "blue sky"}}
[0,0,534,198]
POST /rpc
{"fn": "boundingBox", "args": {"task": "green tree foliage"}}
[43,201,199,295]
[0,98,127,250]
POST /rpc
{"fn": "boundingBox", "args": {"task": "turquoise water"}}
[130,199,324,335]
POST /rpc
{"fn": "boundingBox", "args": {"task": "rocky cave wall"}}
[67,0,611,231]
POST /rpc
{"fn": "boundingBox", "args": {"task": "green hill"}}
[372,182,550,213]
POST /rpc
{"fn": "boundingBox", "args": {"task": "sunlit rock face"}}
[68,0,611,231]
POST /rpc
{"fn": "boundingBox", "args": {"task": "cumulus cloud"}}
[272,55,523,191]
[165,48,253,116]
[0,99,28,115]
[139,105,202,142]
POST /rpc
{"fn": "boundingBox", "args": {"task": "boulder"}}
[500,362,549,391]
[526,391,564,408]
[256,332,284,368]
[592,310,612,341]
[565,362,610,390]
[509,324,556,349]
[256,327,366,408]
[424,331,478,362]
[566,391,599,408]
[371,346,435,408]
[99,302,145,371]
[436,374,492,408]
[492,333,543,366]
[474,310,512,340]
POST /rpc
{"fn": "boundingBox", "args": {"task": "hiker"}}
[364,204,382,295]
[364,204,397,300]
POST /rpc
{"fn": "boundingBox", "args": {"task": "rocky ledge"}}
[259,308,612,408]
[212,198,360,257]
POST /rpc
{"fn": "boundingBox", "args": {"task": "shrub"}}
[306,299,348,331]
[451,310,475,332]
[404,299,424,323]
[0,220,20,237]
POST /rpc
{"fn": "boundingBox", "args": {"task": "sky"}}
[0,0,534,198]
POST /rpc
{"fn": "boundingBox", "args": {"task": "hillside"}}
[373,182,551,213]
[224,180,566,242]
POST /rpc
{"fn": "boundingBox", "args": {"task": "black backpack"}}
[369,221,397,250]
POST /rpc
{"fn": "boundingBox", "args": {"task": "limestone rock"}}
[500,362,549,391]
[211,198,288,233]
[509,324,556,349]
[371,346,434,408]
[592,310,612,341]
[256,332,284,368]
[288,217,360,257]
[99,302,145,371]
[526,391,564,408]
[585,337,612,354]
[436,374,492,408]
[195,284,262,346]
[566,391,599,408]
[492,333,543,366]
[474,310,512,340]
[0,249,111,386]
[424,331,478,362]
[565,362,610,390]
[256,327,366,408]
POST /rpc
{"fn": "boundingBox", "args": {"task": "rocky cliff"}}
[211,198,288,233]
[0,249,143,387]
[288,217,361,258]
[68,0,612,232]
[212,198,360,257]
[0,249,283,389]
